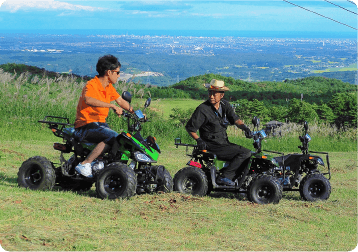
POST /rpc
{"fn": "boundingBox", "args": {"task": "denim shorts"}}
[74,122,119,145]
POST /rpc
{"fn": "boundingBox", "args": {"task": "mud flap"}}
[154,165,165,183]
[210,166,219,188]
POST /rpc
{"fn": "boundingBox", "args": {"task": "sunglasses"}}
[208,90,224,96]
[111,70,120,75]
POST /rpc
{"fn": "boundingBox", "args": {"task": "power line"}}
[324,0,357,15]
[283,0,357,30]
[347,0,357,6]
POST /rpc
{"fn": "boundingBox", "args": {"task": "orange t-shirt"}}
[74,76,120,128]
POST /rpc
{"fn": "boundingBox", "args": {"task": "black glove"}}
[241,125,252,138]
[196,138,207,150]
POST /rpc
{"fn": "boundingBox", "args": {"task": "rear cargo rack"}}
[38,116,74,138]
[38,116,73,126]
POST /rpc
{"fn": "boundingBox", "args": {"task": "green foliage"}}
[234,99,271,123]
[329,92,357,129]
[287,99,319,123]
[316,103,336,124]
[269,105,288,122]
[169,107,194,126]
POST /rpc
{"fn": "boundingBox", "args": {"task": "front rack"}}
[309,150,331,180]
[175,138,200,157]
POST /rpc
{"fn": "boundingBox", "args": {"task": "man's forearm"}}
[115,97,134,114]
[188,131,200,141]
[85,96,113,108]
[235,119,245,128]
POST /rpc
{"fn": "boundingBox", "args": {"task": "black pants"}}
[207,142,251,181]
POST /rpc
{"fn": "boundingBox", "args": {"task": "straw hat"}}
[203,79,230,91]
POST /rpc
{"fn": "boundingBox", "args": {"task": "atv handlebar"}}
[122,109,148,133]
[122,110,148,122]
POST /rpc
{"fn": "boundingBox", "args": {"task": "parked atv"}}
[173,117,284,204]
[18,91,173,199]
[273,121,331,201]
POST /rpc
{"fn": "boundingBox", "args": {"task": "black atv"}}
[273,121,331,201]
[17,91,173,199]
[173,117,284,204]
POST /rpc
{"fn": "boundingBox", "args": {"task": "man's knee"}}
[104,136,117,146]
[243,150,252,159]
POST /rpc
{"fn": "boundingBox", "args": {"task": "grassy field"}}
[0,136,357,251]
[149,98,203,119]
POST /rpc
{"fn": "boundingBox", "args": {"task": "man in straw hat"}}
[185,79,252,186]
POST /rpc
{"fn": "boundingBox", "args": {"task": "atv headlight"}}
[271,158,279,167]
[134,151,156,163]
[317,157,325,166]
[259,130,267,139]
[305,134,311,142]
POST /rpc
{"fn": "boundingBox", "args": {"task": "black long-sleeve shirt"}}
[185,99,239,146]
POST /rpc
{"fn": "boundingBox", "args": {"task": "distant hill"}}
[0,63,92,81]
[168,73,357,105]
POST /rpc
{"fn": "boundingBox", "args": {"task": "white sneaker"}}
[75,163,93,178]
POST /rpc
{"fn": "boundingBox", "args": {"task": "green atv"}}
[18,91,173,199]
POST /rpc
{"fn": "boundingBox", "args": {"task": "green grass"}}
[150,98,204,119]
[0,137,357,251]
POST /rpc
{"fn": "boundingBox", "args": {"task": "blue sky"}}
[0,0,357,36]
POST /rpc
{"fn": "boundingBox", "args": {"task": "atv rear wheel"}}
[299,173,331,201]
[96,163,137,200]
[151,165,173,193]
[173,167,208,196]
[17,156,56,190]
[248,175,282,204]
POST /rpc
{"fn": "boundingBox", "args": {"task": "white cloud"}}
[1,0,104,12]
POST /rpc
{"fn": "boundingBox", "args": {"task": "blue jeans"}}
[74,122,118,145]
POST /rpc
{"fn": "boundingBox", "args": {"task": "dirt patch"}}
[0,149,26,159]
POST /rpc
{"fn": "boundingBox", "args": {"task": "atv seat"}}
[63,127,97,149]
[273,154,302,171]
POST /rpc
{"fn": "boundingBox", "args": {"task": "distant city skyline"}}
[0,0,357,38]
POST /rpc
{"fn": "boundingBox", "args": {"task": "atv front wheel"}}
[299,174,331,201]
[151,165,173,193]
[173,167,208,196]
[248,175,282,204]
[96,163,137,200]
[17,156,56,190]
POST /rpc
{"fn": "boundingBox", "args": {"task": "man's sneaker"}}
[75,163,93,178]
[216,176,235,186]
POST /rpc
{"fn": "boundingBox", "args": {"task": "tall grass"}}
[0,70,356,152]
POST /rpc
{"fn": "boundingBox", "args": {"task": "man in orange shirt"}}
[74,55,134,178]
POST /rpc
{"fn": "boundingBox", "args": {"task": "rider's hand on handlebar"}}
[245,131,253,139]
[196,138,207,150]
[241,124,252,138]
[111,105,123,117]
